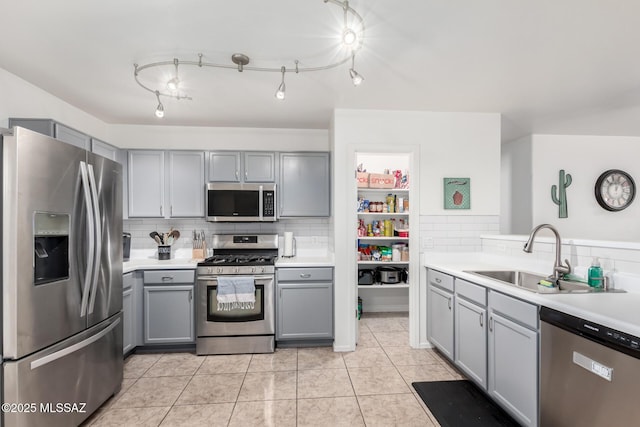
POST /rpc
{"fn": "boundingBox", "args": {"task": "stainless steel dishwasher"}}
[540,307,640,426]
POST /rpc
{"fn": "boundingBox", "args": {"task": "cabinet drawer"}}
[428,269,454,293]
[456,279,487,306]
[489,290,538,330]
[143,269,195,284]
[277,268,333,282]
[123,272,134,290]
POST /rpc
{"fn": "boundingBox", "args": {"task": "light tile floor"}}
[84,312,464,426]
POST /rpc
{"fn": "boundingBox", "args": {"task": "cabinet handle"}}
[189,289,192,301]
[160,205,163,216]
[480,312,484,327]
[235,170,239,180]
[170,205,173,216]
[300,273,311,279]
[435,278,441,284]
[489,316,493,332]
[162,276,174,281]
[447,297,452,310]
[245,170,248,180]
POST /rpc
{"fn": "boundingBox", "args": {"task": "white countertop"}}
[424,252,640,338]
[275,254,335,267]
[123,258,199,274]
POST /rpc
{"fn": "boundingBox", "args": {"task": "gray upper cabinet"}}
[207,151,276,182]
[169,151,205,217]
[279,152,330,217]
[91,138,119,162]
[208,151,241,182]
[244,152,276,182]
[128,150,165,218]
[9,118,91,150]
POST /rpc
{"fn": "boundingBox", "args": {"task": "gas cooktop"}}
[199,254,278,267]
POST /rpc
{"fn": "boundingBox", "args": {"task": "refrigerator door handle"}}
[87,164,102,314]
[29,317,121,370]
[79,161,95,317]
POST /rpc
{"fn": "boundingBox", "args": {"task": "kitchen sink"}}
[464,270,623,294]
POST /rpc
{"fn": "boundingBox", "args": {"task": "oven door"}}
[197,275,275,336]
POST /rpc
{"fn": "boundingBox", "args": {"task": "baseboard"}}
[362,304,409,312]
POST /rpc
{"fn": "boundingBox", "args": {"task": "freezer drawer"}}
[3,313,123,427]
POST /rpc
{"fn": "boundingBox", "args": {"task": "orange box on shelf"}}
[357,172,369,188]
[369,173,395,188]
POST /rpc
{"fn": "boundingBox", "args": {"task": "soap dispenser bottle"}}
[587,257,604,288]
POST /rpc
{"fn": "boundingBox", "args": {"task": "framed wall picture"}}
[444,178,470,209]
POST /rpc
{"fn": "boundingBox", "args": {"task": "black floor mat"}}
[412,380,520,427]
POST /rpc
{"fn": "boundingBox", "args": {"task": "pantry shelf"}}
[358,284,410,289]
[357,261,410,265]
[358,237,409,241]
[357,212,409,216]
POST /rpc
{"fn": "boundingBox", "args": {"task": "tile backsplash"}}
[419,215,500,253]
[124,218,332,251]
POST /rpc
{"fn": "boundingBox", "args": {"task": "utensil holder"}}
[192,248,205,260]
[158,245,171,260]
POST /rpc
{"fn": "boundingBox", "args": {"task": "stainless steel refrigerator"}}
[1,127,123,426]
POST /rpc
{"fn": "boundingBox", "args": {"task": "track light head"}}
[342,27,357,47]
[349,68,363,86]
[275,66,286,100]
[166,77,180,93]
[154,91,165,118]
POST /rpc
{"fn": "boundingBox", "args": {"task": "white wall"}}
[529,134,640,241]
[500,135,533,234]
[331,109,501,351]
[0,68,109,139]
[108,124,328,151]
[0,67,328,151]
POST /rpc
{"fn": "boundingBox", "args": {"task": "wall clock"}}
[594,169,635,211]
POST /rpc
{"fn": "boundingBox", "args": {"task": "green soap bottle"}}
[587,257,604,288]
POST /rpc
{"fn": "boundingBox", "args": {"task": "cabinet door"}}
[169,151,205,217]
[54,123,91,150]
[427,285,454,359]
[244,152,276,182]
[455,297,487,388]
[208,151,241,182]
[123,287,134,355]
[144,285,194,344]
[91,138,119,162]
[8,118,55,137]
[488,311,538,427]
[128,151,165,217]
[277,282,333,340]
[279,152,330,217]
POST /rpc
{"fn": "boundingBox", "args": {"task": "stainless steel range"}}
[196,234,278,355]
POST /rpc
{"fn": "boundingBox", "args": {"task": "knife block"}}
[192,242,206,260]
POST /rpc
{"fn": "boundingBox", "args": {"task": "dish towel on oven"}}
[216,276,256,311]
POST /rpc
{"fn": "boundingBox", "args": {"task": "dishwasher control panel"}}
[541,306,640,358]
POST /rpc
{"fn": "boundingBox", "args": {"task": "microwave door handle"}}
[87,164,102,314]
[79,161,94,317]
[259,185,263,221]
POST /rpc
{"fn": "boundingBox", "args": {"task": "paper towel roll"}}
[283,232,295,257]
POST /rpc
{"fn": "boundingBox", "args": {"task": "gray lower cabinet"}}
[488,290,538,427]
[279,152,330,217]
[427,269,454,359]
[123,271,144,355]
[276,268,334,341]
[123,273,135,355]
[454,278,488,388]
[143,270,195,345]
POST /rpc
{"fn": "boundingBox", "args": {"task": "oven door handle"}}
[197,275,274,282]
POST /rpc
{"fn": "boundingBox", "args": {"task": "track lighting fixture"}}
[275,67,286,100]
[154,91,164,118]
[349,53,364,86]
[134,0,365,117]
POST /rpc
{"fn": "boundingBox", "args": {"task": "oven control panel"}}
[197,265,275,276]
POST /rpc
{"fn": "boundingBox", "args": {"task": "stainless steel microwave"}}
[206,183,277,222]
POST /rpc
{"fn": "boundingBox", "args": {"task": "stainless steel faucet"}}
[523,224,571,282]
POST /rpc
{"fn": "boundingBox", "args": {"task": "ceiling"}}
[2,0,640,142]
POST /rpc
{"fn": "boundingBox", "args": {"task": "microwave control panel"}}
[263,191,275,216]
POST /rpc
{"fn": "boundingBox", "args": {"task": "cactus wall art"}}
[551,169,572,218]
